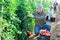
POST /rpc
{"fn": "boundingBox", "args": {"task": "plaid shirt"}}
[33,11,46,26]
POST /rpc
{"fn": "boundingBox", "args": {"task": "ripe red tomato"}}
[40,30,51,36]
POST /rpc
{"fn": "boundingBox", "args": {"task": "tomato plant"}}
[0,0,52,40]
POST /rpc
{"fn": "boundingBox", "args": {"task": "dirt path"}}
[50,5,60,40]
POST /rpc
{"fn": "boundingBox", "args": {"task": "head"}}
[37,5,42,13]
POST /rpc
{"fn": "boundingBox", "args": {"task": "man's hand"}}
[27,13,34,18]
[51,14,56,18]
[45,31,51,36]
[40,29,46,35]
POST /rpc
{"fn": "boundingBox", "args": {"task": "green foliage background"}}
[0,0,52,40]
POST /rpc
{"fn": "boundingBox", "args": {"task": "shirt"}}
[48,9,54,17]
[33,11,46,26]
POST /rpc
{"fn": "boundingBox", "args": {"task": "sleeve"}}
[43,11,46,18]
[33,12,35,16]
[43,11,46,22]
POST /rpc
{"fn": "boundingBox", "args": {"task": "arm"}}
[43,11,46,22]
[27,12,35,18]
[27,13,34,18]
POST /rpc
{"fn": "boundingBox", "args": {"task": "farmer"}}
[46,6,54,21]
[28,5,51,40]
[49,6,56,22]
[54,1,58,13]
